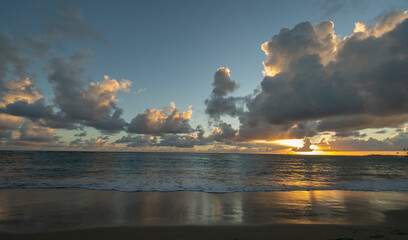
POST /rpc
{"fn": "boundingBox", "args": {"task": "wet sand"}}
[0,189,408,239]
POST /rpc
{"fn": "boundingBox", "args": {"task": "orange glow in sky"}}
[273,139,304,148]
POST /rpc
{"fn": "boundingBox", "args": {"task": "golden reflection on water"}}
[1,189,408,233]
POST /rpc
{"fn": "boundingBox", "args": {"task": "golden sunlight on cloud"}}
[0,113,23,130]
[252,139,304,148]
[88,75,131,108]
[271,139,304,148]
[0,78,43,130]
[0,78,43,108]
[353,11,408,38]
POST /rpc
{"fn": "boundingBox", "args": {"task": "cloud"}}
[375,130,387,134]
[50,2,106,43]
[321,125,408,151]
[135,88,147,95]
[209,122,239,142]
[74,131,87,137]
[0,2,123,134]
[20,1,107,58]
[10,120,61,144]
[211,67,239,96]
[114,135,158,147]
[205,67,243,120]
[0,114,23,130]
[0,130,12,140]
[0,77,43,106]
[156,126,210,148]
[69,136,113,149]
[318,0,366,19]
[292,138,314,152]
[206,11,408,143]
[47,50,131,133]
[334,131,366,138]
[128,102,193,135]
[0,51,131,132]
[0,33,28,89]
[0,77,54,130]
[157,134,205,148]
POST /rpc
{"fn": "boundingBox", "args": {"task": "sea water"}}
[1,151,408,192]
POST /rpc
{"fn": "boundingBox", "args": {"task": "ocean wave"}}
[1,179,408,193]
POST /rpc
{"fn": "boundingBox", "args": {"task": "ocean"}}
[1,151,408,193]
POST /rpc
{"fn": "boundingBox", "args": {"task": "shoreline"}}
[2,186,408,192]
[2,224,408,240]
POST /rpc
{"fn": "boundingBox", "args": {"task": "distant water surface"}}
[1,151,408,192]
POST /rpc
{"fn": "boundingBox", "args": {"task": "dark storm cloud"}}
[128,103,194,135]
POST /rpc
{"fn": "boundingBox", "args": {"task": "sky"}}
[1,0,408,154]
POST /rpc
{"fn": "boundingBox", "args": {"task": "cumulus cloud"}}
[69,136,112,149]
[128,102,193,135]
[0,52,131,132]
[205,67,243,120]
[206,11,408,145]
[48,50,131,133]
[209,122,239,142]
[0,2,126,135]
[10,120,61,144]
[0,77,53,130]
[158,134,206,148]
[114,135,158,147]
[211,67,239,96]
